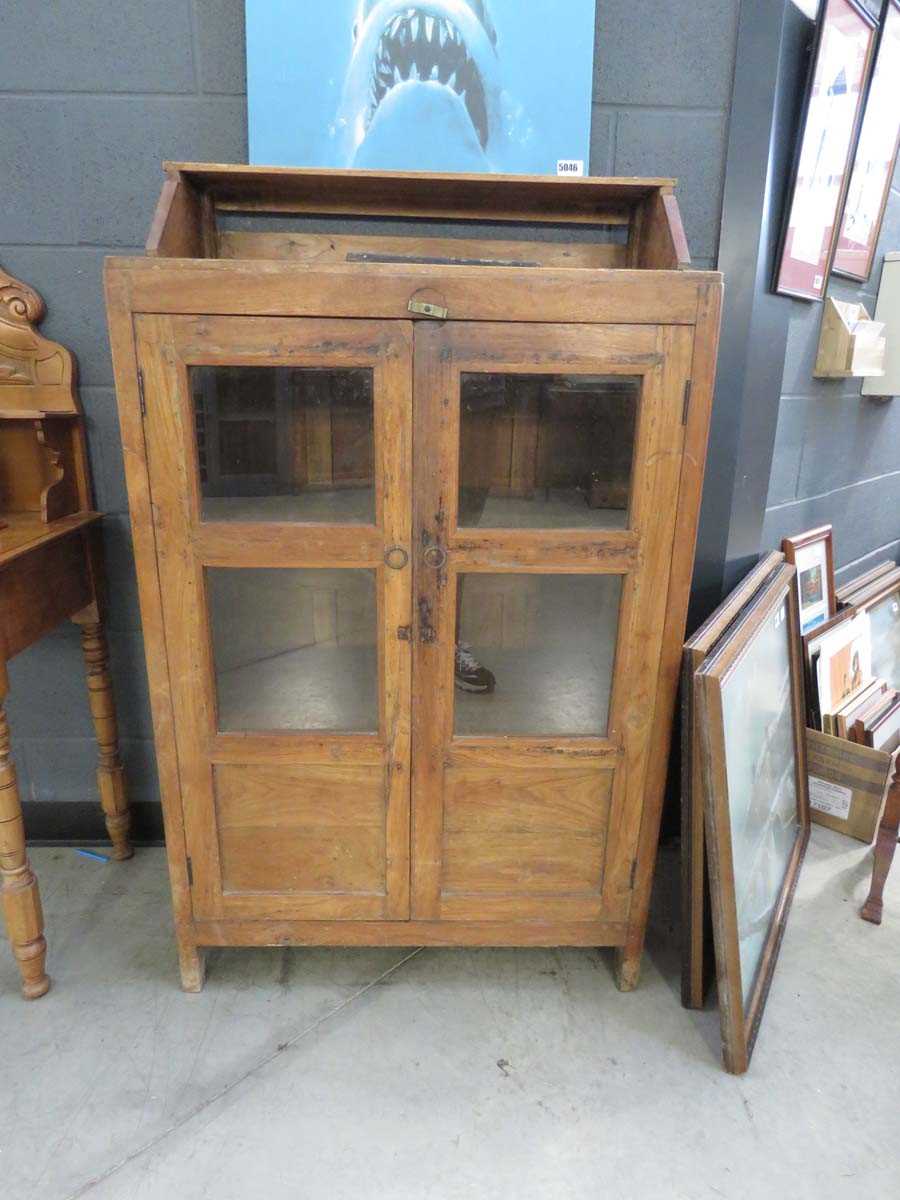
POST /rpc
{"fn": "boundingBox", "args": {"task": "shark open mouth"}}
[369,7,489,148]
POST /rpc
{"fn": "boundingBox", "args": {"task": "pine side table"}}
[0,266,132,999]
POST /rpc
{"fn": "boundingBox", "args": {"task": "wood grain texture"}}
[108,167,721,983]
[219,231,627,271]
[135,313,413,926]
[861,752,900,924]
[698,566,810,1074]
[0,266,133,997]
[109,259,711,327]
[192,917,629,947]
[105,275,199,990]
[681,549,784,1010]
[0,671,49,999]
[614,282,721,993]
[72,618,133,860]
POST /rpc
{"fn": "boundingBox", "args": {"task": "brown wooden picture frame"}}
[859,571,900,692]
[681,551,785,1010]
[773,0,878,301]
[835,559,895,607]
[832,0,900,282]
[697,564,811,1074]
[782,525,836,636]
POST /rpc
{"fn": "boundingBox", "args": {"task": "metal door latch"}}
[417,596,437,643]
[408,298,448,319]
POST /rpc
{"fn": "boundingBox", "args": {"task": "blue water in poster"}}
[247,1,596,174]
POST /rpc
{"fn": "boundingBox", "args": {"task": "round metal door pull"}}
[383,546,409,570]
[423,545,447,569]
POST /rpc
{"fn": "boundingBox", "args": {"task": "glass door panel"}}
[138,315,412,923]
[207,566,378,732]
[191,365,375,524]
[454,572,622,736]
[458,373,639,530]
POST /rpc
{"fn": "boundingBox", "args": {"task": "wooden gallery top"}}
[105,163,722,993]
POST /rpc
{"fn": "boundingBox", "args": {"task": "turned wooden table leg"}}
[861,763,900,926]
[74,617,133,861]
[0,667,50,999]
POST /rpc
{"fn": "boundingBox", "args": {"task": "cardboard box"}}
[806,727,898,843]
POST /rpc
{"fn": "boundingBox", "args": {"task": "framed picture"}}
[833,0,900,281]
[697,564,810,1074]
[862,573,900,688]
[774,0,877,301]
[681,552,785,1011]
[246,0,597,174]
[782,525,836,635]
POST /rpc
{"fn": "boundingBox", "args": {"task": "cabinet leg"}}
[0,682,50,1000]
[76,619,133,861]
[178,940,207,993]
[614,942,643,993]
[861,771,900,926]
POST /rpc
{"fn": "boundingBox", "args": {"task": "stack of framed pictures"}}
[682,530,900,1070]
[682,556,810,1074]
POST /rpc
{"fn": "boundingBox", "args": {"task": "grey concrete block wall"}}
[763,157,900,579]
[0,0,740,821]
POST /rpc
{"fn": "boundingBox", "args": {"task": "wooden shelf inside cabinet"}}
[814,297,886,380]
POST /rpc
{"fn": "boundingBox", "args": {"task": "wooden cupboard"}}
[105,164,721,991]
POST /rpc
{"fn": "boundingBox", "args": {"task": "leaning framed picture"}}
[862,572,900,688]
[697,564,811,1074]
[681,551,785,1011]
[774,0,877,301]
[782,525,836,635]
[833,0,900,281]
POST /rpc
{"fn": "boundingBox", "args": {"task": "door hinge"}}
[137,367,147,418]
[629,859,638,890]
[397,624,412,641]
[186,856,194,887]
[681,379,692,425]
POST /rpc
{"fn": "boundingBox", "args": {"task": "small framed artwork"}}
[697,564,810,1074]
[782,525,836,635]
[774,0,877,301]
[833,0,900,281]
[681,552,785,1011]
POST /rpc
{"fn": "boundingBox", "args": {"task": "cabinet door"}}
[411,321,694,924]
[136,316,413,922]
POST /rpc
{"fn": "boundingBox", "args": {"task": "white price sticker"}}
[809,775,852,820]
[557,159,584,177]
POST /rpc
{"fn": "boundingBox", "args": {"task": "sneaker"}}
[455,642,496,693]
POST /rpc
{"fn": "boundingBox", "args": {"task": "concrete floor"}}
[2,827,898,1200]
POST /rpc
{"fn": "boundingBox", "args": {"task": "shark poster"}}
[246,0,596,175]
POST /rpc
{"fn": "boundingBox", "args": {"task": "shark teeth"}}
[366,8,490,148]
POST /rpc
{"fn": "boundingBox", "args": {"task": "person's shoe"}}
[455,643,496,693]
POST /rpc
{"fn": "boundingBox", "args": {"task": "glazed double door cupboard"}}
[106,164,721,991]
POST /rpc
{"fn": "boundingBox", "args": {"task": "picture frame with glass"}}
[832,0,900,282]
[862,574,900,691]
[697,564,811,1074]
[680,551,785,1011]
[774,0,877,301]
[782,525,836,636]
